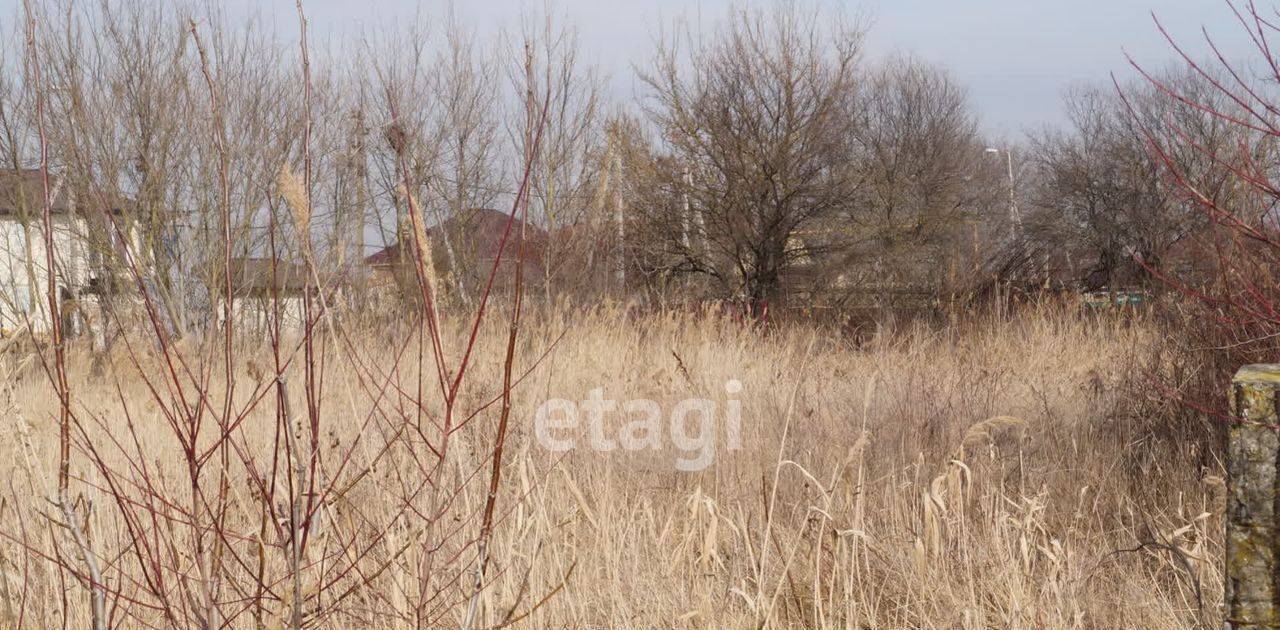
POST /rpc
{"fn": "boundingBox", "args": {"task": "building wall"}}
[0,216,93,335]
[219,295,309,336]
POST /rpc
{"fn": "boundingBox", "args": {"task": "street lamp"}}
[985,147,1022,240]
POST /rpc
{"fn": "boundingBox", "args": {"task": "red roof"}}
[365,208,547,268]
[364,241,405,266]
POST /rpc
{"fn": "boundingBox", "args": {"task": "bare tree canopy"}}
[635,6,867,308]
[1028,67,1248,289]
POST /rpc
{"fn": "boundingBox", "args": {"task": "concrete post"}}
[1227,364,1280,628]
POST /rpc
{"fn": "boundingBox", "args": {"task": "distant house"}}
[365,208,547,299]
[223,258,315,333]
[0,169,139,337]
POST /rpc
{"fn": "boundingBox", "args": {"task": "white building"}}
[0,169,139,337]
[223,258,314,336]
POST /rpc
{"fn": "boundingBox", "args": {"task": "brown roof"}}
[0,169,73,215]
[230,258,314,294]
[364,241,406,266]
[365,208,548,268]
[0,169,131,217]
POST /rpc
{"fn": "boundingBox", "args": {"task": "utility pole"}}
[1005,150,1021,239]
[985,147,1021,240]
[614,150,625,292]
[681,166,692,250]
[691,166,705,252]
[595,124,627,296]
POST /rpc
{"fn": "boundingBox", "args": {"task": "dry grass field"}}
[0,304,1221,628]
[0,0,1268,626]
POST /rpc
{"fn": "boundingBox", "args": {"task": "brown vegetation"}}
[0,1,1268,628]
[0,305,1222,628]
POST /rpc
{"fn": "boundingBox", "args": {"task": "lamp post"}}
[985,147,1022,240]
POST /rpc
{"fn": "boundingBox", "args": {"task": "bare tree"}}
[510,14,605,302]
[1028,67,1242,290]
[1106,3,1280,378]
[427,17,503,302]
[32,0,199,337]
[0,22,43,327]
[636,5,866,311]
[833,56,990,300]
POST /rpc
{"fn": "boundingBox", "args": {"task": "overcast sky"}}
[4,0,1259,138]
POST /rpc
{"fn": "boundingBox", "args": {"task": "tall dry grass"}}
[0,305,1220,628]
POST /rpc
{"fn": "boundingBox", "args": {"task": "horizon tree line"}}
[0,0,1259,334]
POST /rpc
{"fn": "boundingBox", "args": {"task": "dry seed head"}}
[397,184,440,297]
[960,415,1026,451]
[912,535,927,576]
[277,164,311,245]
[946,459,971,519]
[924,478,945,558]
[559,467,599,530]
[847,431,871,461]
[700,501,719,572]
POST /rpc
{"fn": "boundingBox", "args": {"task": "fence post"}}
[1227,364,1280,628]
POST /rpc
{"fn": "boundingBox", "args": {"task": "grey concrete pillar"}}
[1227,364,1280,628]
